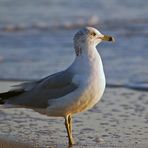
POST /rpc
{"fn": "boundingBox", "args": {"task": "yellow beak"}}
[100,35,115,42]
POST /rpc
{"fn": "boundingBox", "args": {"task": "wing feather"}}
[3,70,78,108]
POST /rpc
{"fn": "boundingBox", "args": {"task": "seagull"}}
[0,27,115,146]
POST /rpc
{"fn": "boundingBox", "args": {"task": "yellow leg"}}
[65,115,74,147]
[68,115,72,134]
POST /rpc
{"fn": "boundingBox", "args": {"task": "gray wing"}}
[1,70,78,108]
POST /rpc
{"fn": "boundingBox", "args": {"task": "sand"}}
[0,138,32,148]
[0,81,148,148]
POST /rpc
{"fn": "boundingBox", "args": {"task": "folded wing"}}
[0,70,78,108]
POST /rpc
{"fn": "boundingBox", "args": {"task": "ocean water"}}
[0,0,148,90]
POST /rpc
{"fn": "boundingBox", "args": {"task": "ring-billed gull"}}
[0,27,115,146]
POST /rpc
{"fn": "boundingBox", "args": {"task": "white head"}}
[74,27,115,56]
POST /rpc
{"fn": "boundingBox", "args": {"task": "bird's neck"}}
[76,44,99,60]
[72,44,103,71]
[70,46,104,78]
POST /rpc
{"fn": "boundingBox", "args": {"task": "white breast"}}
[69,51,106,113]
[46,47,106,117]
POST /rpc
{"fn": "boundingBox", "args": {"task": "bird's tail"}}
[0,91,24,104]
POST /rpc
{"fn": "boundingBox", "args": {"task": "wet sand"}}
[0,81,148,148]
[0,138,32,148]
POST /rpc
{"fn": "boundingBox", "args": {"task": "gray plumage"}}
[0,69,78,108]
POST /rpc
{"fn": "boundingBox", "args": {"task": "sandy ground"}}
[0,81,148,148]
[0,138,32,148]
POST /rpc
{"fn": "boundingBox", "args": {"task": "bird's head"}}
[73,27,115,56]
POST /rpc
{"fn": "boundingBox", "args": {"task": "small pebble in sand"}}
[94,136,105,143]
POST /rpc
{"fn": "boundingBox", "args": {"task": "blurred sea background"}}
[0,0,148,90]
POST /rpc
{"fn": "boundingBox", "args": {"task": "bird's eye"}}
[91,32,96,36]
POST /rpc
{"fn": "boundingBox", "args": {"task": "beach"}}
[0,139,31,148]
[0,0,148,147]
[0,81,148,148]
